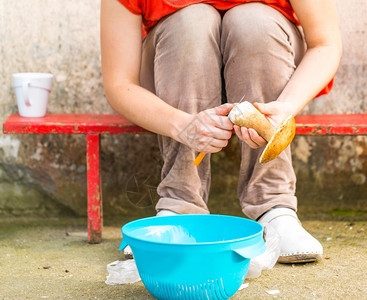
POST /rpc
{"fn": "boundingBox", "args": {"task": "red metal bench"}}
[3,113,367,243]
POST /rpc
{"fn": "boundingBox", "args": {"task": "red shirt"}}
[118,0,333,96]
[119,0,299,34]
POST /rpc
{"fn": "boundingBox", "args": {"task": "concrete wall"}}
[0,0,366,218]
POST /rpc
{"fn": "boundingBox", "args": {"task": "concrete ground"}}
[0,211,366,299]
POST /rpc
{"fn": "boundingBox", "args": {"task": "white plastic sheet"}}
[105,259,141,285]
[246,223,281,278]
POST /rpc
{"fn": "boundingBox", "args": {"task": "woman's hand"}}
[176,103,234,153]
[234,125,266,149]
[233,101,295,149]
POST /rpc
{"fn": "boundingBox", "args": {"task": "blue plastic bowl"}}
[119,214,265,300]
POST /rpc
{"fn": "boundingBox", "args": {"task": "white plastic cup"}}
[13,72,53,118]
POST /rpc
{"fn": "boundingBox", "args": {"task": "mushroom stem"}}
[228,101,275,141]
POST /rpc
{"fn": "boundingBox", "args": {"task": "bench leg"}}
[86,133,102,243]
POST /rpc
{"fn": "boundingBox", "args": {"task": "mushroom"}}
[228,101,296,163]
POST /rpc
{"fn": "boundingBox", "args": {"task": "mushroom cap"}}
[259,115,296,163]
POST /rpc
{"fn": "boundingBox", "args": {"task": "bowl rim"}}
[121,214,264,247]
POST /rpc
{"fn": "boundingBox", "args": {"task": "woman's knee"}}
[222,3,296,52]
[157,4,221,61]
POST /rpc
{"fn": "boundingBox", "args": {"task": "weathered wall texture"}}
[0,0,366,218]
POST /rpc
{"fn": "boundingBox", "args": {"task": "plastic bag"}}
[105,259,141,285]
[246,223,281,278]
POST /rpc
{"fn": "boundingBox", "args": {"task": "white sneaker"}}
[258,208,323,263]
[123,210,178,258]
[156,209,178,217]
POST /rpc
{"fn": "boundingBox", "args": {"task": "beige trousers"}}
[139,3,306,220]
